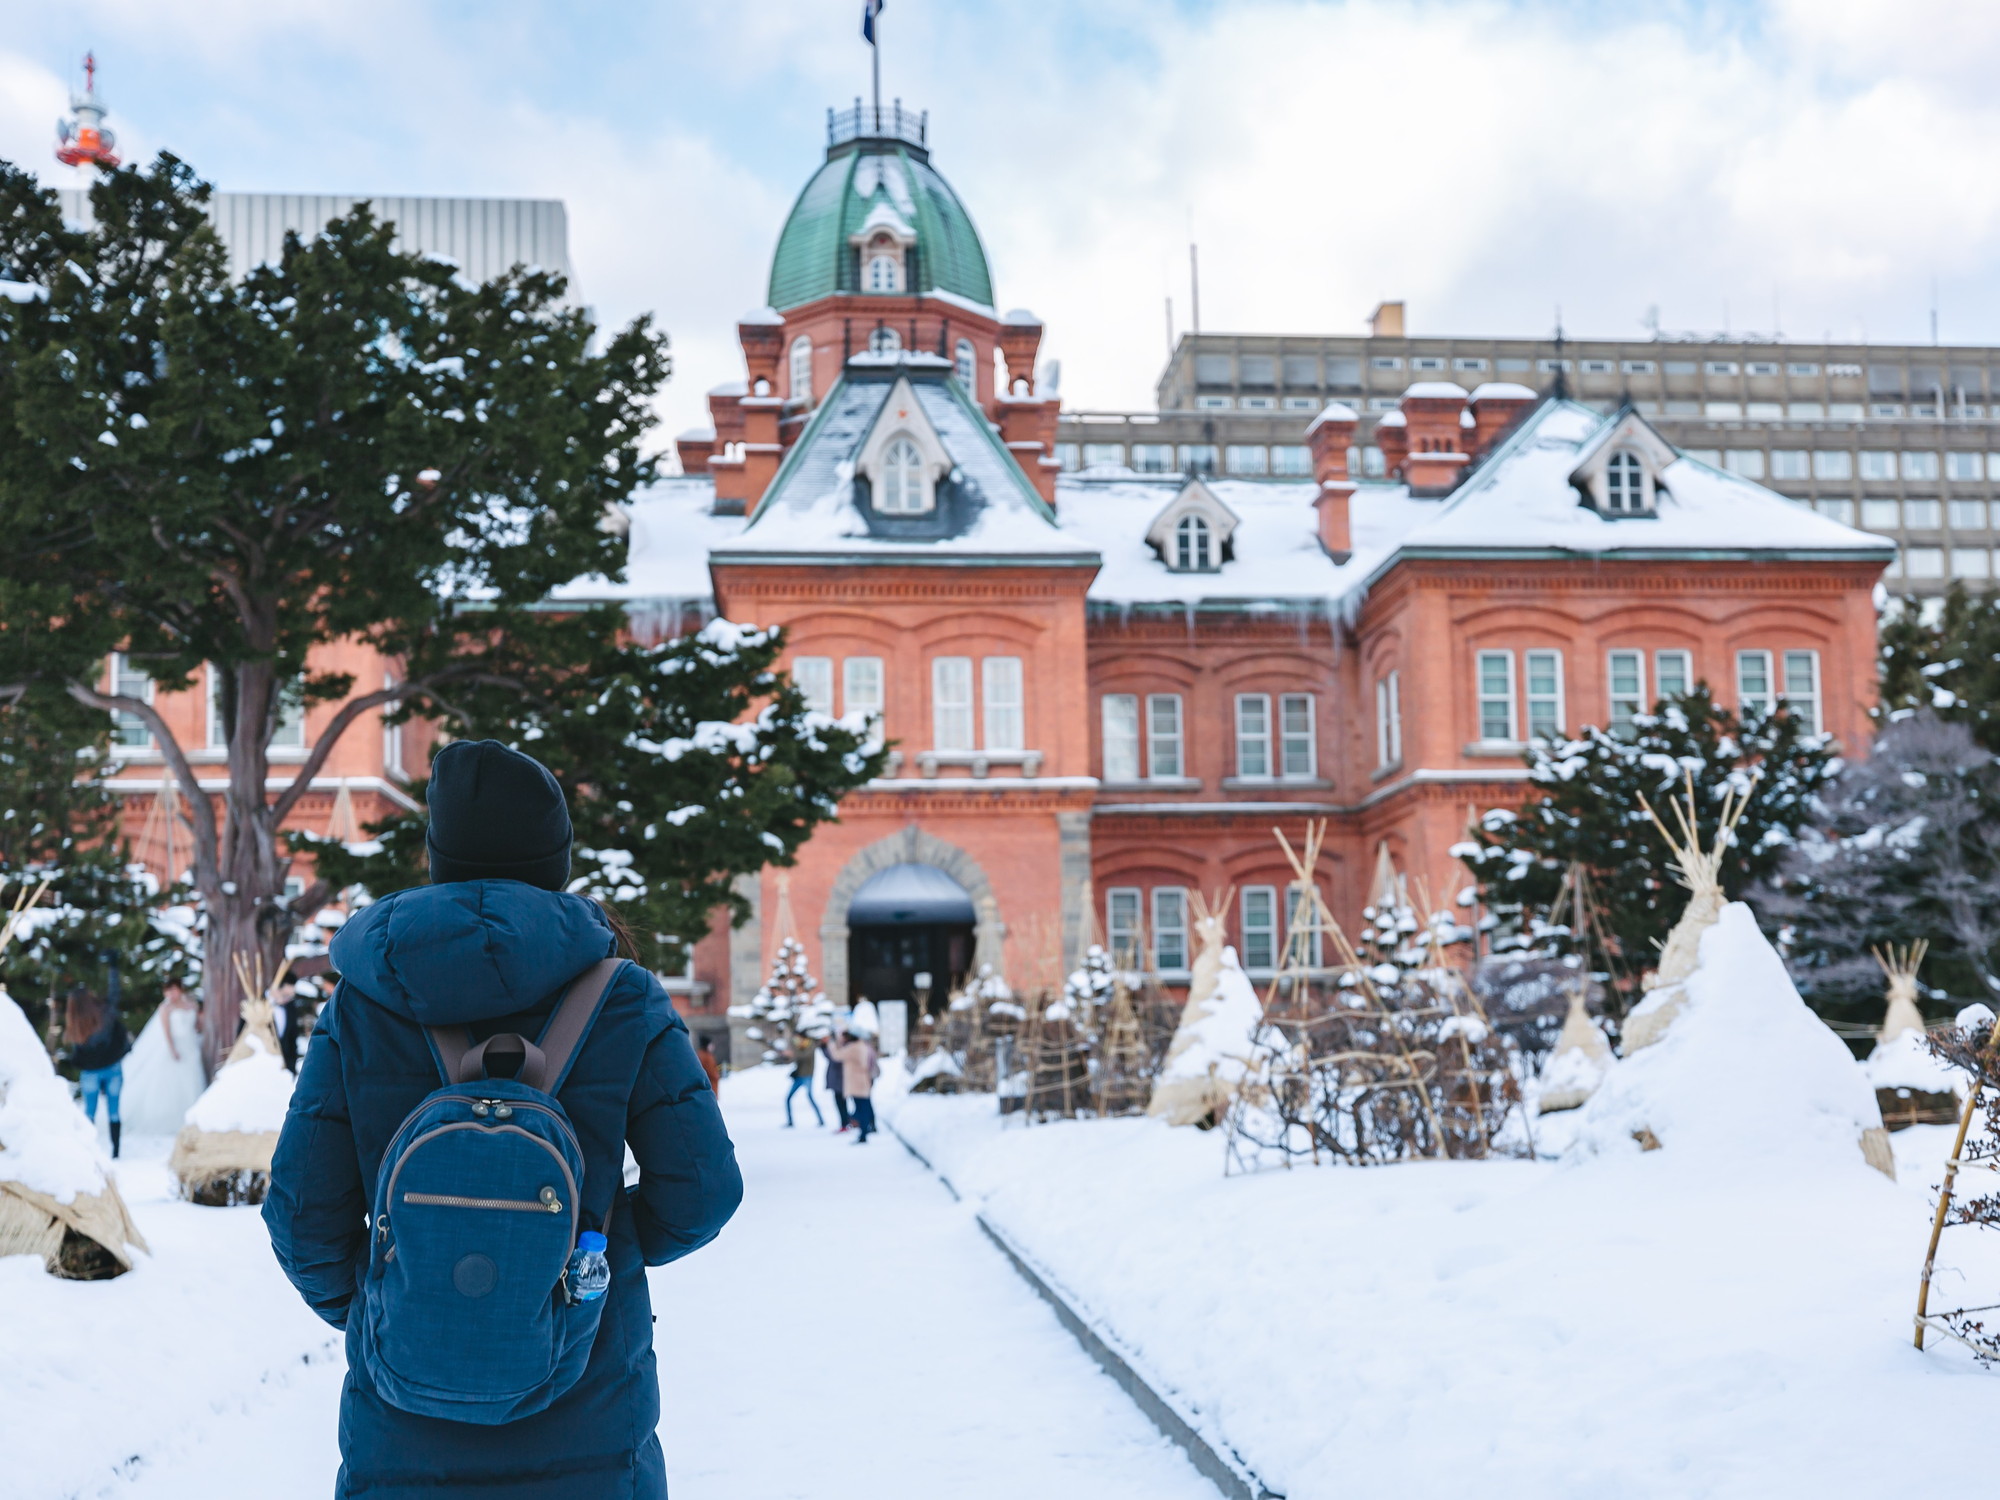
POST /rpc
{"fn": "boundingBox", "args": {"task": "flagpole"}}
[871,13,881,123]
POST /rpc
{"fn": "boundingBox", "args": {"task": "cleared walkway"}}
[650,1065,1218,1500]
[88,1067,1213,1500]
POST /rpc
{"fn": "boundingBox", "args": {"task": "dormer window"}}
[1605,450,1646,512]
[861,230,906,293]
[1174,514,1213,571]
[879,437,927,513]
[867,254,899,292]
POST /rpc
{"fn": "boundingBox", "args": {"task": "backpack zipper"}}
[382,1122,578,1249]
[403,1186,566,1213]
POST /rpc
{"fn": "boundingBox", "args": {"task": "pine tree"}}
[304,619,884,963]
[0,689,198,1036]
[0,155,669,1065]
[1458,688,1836,1013]
[1878,585,2000,751]
[732,937,829,1064]
[1763,713,2000,1025]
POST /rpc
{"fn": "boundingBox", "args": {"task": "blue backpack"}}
[356,957,624,1425]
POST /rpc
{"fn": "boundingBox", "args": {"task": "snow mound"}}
[1148,946,1267,1127]
[184,1032,293,1134]
[1573,904,1889,1172]
[0,990,109,1204]
[1864,1030,1965,1096]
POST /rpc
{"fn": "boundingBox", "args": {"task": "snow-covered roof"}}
[1306,402,1358,432]
[714,356,1097,565]
[1471,381,1537,401]
[599,397,1891,616]
[1404,381,1470,400]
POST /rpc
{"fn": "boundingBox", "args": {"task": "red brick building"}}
[615,105,1892,1042]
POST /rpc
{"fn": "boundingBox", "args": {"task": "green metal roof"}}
[766,140,995,312]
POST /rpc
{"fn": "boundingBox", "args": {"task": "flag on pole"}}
[863,0,885,44]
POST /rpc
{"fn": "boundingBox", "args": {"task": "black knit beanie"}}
[426,740,573,891]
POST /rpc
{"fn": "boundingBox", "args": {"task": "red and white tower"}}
[55,53,121,171]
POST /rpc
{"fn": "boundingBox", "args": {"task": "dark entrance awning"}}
[847,862,976,926]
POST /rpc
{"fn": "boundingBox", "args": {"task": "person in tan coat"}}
[828,1028,880,1143]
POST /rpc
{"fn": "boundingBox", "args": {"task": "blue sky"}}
[5,0,1999,444]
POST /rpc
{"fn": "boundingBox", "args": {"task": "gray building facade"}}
[1057,308,2000,594]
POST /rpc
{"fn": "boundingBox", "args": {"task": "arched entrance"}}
[846,863,976,1015]
[820,826,1005,1007]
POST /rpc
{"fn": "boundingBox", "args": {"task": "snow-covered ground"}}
[3,1069,1214,1500]
[879,1069,2000,1500]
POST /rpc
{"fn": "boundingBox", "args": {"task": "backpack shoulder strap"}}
[425,956,626,1094]
[530,956,626,1094]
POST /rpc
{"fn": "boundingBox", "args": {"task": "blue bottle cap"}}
[578,1231,607,1253]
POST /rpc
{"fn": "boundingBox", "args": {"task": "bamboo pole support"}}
[1916,1043,1995,1350]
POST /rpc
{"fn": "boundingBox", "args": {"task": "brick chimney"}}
[1374,409,1408,481]
[675,428,717,475]
[1306,402,1358,559]
[997,309,1044,397]
[1468,382,1539,458]
[1401,381,1471,494]
[998,389,1062,509]
[737,309,785,395]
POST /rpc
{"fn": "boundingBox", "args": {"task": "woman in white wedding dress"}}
[119,980,206,1138]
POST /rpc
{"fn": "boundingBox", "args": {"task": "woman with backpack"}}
[264,740,743,1500]
[65,985,131,1158]
[828,1025,880,1143]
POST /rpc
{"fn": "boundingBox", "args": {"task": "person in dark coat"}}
[264,740,743,1500]
[65,986,131,1158]
[821,1032,851,1132]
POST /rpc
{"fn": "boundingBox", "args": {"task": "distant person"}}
[270,976,302,1074]
[120,978,205,1137]
[264,739,743,1500]
[697,1032,723,1099]
[783,1030,824,1127]
[821,1031,851,1133]
[65,985,131,1158]
[829,1027,880,1144]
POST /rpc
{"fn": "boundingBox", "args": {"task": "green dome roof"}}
[767,134,995,312]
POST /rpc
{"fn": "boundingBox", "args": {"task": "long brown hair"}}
[596,899,641,962]
[63,986,107,1044]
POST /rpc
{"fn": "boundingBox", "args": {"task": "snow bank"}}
[185,1032,293,1134]
[1574,903,1888,1170]
[0,989,108,1204]
[1864,1030,1964,1095]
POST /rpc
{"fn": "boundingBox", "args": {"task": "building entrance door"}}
[845,862,976,1016]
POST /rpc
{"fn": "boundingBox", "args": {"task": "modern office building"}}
[1057,304,1999,593]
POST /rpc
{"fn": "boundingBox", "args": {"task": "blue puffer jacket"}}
[265,881,743,1499]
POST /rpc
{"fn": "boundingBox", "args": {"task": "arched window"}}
[789,336,813,404]
[868,325,901,355]
[879,436,927,514]
[1174,513,1213,571]
[954,338,978,392]
[1605,450,1646,512]
[867,255,899,292]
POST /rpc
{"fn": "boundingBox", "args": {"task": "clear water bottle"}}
[567,1231,610,1303]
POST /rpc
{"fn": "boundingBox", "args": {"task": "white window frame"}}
[1655,649,1692,702]
[1240,886,1278,972]
[1737,649,1774,718]
[867,325,900,354]
[382,672,405,776]
[1286,880,1325,968]
[1524,650,1564,741]
[1146,693,1183,779]
[1101,694,1140,782]
[1279,693,1316,778]
[1781,650,1822,735]
[1235,693,1272,777]
[109,652,154,749]
[1152,887,1190,974]
[206,664,226,749]
[866,253,900,293]
[1374,670,1402,769]
[982,657,1024,752]
[843,656,884,744]
[932,657,974,751]
[1605,450,1647,513]
[1607,649,1645,739]
[792,656,835,714]
[954,338,977,392]
[1106,888,1144,971]
[271,675,308,750]
[1476,651,1516,743]
[788,335,813,404]
[878,435,929,514]
[1174,513,1213,571]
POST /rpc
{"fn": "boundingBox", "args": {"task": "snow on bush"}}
[184,1031,294,1134]
[1574,903,1889,1171]
[0,988,108,1203]
[1148,945,1266,1127]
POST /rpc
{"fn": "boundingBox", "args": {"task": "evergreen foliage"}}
[303,619,884,965]
[1878,586,2000,752]
[729,937,830,1065]
[0,153,668,1060]
[1761,713,2000,1025]
[0,689,199,1033]
[1458,689,1838,1012]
